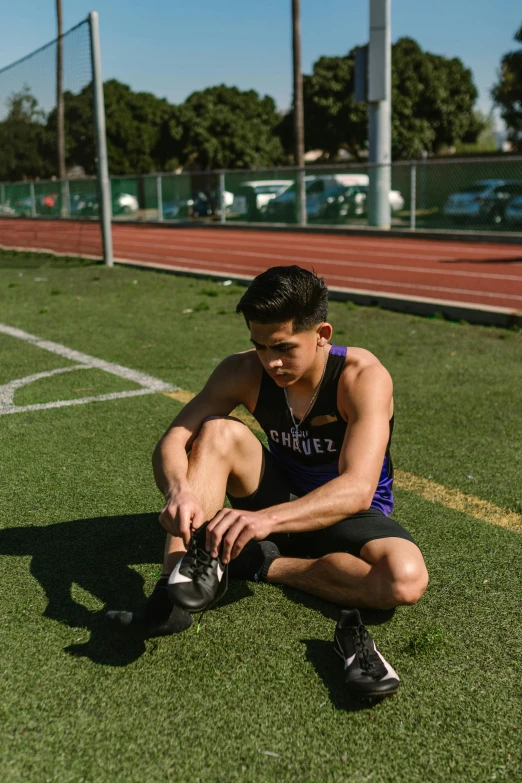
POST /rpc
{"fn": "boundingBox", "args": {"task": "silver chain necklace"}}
[284,345,327,437]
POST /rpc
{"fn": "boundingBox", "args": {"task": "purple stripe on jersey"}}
[329,344,348,357]
[269,442,394,516]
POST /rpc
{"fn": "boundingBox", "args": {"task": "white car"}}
[231,180,293,218]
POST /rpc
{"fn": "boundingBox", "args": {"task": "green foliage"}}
[0,86,54,180]
[454,111,498,153]
[0,34,485,179]
[50,80,182,175]
[391,38,482,158]
[280,38,482,160]
[0,81,284,180]
[177,84,284,169]
[492,24,522,151]
[301,52,367,159]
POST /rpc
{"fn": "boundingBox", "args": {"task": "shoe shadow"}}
[301,638,384,712]
[0,513,246,667]
[214,579,254,609]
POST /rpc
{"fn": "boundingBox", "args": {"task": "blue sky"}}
[1,0,520,125]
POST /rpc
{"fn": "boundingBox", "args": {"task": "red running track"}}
[1,218,522,312]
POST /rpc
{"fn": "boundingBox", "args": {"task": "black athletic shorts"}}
[227,446,417,559]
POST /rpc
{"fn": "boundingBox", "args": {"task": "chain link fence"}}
[0,20,94,219]
[2,156,522,234]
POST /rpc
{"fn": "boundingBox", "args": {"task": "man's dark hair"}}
[236,265,328,332]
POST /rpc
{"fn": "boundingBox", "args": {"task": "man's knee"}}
[377,557,429,607]
[194,415,246,456]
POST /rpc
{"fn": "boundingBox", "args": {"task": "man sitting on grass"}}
[107,265,428,698]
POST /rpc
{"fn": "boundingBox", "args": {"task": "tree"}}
[48,79,182,176]
[391,37,482,158]
[300,51,367,159]
[492,24,522,151]
[279,38,482,160]
[0,87,52,181]
[177,85,284,169]
[455,111,497,154]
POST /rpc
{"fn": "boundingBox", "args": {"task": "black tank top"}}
[252,344,395,513]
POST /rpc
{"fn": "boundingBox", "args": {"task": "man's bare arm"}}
[152,353,251,540]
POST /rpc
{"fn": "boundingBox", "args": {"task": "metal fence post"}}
[89,11,113,267]
[297,168,307,225]
[63,179,71,217]
[29,182,36,217]
[410,164,416,231]
[219,172,226,224]
[156,175,163,222]
[0,183,5,209]
[368,0,391,229]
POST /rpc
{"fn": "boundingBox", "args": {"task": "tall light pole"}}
[368,0,391,228]
[56,0,67,215]
[292,0,306,225]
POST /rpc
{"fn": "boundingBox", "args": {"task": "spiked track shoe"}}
[334,609,400,698]
[168,525,227,613]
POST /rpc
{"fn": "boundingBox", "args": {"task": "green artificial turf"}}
[0,249,521,783]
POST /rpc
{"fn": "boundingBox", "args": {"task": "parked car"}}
[504,194,522,224]
[230,180,293,220]
[75,192,139,217]
[264,175,362,222]
[306,182,363,220]
[443,180,522,225]
[13,197,35,216]
[162,197,194,219]
[342,184,405,217]
[12,192,63,216]
[265,174,404,222]
[211,187,234,217]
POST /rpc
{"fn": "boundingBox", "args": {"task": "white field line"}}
[114,237,522,280]
[0,388,160,415]
[116,252,522,304]
[0,365,88,408]
[0,323,176,415]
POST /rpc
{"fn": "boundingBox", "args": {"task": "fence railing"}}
[2,157,522,233]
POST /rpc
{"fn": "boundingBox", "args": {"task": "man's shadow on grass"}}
[0,513,252,667]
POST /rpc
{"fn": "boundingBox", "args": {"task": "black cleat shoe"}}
[105,576,193,637]
[334,609,400,698]
[168,526,227,613]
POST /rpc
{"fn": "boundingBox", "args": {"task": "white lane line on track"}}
[6,219,521,257]
[4,226,521,264]
[112,226,522,257]
[117,257,521,314]
[0,323,176,415]
[117,253,522,301]
[117,251,522,303]
[112,239,522,281]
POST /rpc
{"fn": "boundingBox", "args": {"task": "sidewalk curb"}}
[114,256,522,329]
